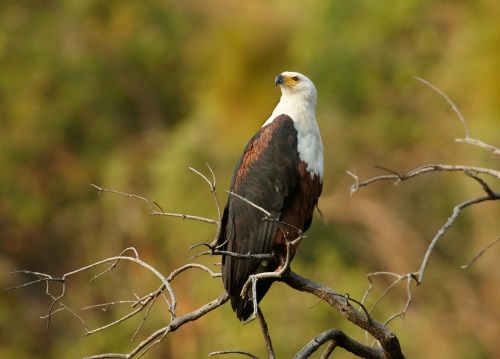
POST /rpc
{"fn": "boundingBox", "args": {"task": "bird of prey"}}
[217,71,323,320]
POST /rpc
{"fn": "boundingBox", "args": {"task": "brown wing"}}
[217,114,301,320]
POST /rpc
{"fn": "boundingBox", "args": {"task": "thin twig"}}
[415,77,499,156]
[89,247,139,283]
[85,292,230,359]
[461,237,500,269]
[167,263,221,282]
[455,138,500,156]
[362,272,414,331]
[226,190,273,217]
[257,307,275,359]
[343,293,371,324]
[209,350,259,359]
[91,184,162,213]
[464,171,496,197]
[189,164,224,246]
[188,241,274,261]
[91,184,218,225]
[320,341,337,359]
[414,76,470,138]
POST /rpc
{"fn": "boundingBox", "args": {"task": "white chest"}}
[265,102,324,181]
[295,120,324,181]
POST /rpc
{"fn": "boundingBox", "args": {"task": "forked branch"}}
[283,272,404,359]
[351,78,499,330]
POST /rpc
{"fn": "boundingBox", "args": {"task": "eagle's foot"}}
[243,274,260,324]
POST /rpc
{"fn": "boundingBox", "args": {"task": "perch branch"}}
[283,271,405,359]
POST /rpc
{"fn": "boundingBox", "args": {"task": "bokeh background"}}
[1,0,499,358]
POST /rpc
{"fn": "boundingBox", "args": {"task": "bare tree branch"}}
[349,164,500,194]
[415,192,499,284]
[455,137,500,156]
[414,77,500,156]
[257,307,275,359]
[351,79,499,336]
[84,293,230,359]
[7,245,232,359]
[282,272,405,359]
[8,252,177,331]
[189,164,224,246]
[352,169,499,330]
[320,341,337,359]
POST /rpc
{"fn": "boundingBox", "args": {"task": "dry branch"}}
[350,78,499,331]
[9,249,407,358]
[84,293,230,359]
[295,329,382,359]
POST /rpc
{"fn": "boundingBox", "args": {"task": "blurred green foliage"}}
[1,0,499,358]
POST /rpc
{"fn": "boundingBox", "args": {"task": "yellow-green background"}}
[1,1,499,358]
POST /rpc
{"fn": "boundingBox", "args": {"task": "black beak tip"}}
[275,74,284,86]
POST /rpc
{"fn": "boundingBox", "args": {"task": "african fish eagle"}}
[217,71,323,321]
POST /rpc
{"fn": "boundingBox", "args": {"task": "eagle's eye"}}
[292,76,299,81]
